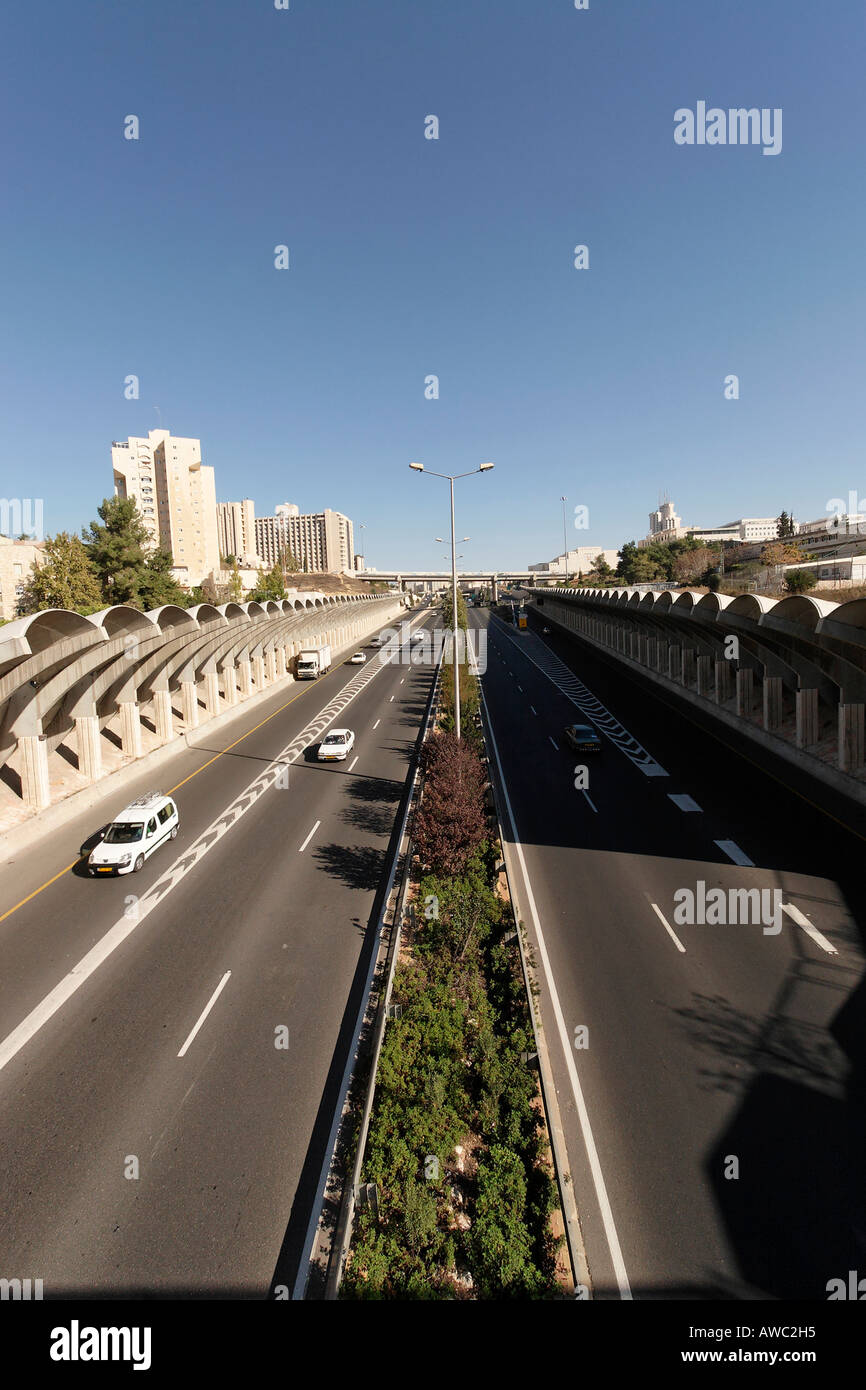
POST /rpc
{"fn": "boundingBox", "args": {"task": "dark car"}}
[563,723,602,753]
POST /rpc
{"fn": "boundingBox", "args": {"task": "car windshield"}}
[104,822,144,844]
[323,734,345,745]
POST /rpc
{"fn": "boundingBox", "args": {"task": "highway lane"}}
[0,612,436,1295]
[471,607,865,1299]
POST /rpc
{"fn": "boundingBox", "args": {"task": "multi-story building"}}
[216,499,260,567]
[112,430,219,587]
[529,546,619,577]
[255,504,355,574]
[0,537,45,620]
[638,496,779,549]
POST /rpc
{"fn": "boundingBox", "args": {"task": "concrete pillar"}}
[237,660,253,698]
[223,667,239,706]
[763,676,783,732]
[266,649,277,682]
[75,715,103,782]
[796,688,819,749]
[680,648,694,687]
[119,701,142,758]
[204,672,221,716]
[646,637,657,669]
[275,646,288,678]
[838,703,865,773]
[696,655,713,697]
[253,653,266,688]
[181,680,199,730]
[668,644,680,680]
[736,668,753,716]
[20,734,50,809]
[154,689,173,743]
[715,660,733,704]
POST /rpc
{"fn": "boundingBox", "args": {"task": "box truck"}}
[296,645,332,679]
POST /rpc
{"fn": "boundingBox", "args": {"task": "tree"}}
[593,553,612,578]
[777,511,796,539]
[17,533,103,615]
[138,546,189,609]
[228,559,244,601]
[249,562,287,602]
[413,733,487,876]
[278,543,299,574]
[83,496,150,605]
[784,568,816,594]
[760,541,801,568]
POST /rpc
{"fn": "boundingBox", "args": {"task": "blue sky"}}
[2,0,863,570]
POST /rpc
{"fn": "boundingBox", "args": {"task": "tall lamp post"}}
[560,495,568,569]
[410,462,494,739]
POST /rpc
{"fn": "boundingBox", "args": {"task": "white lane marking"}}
[530,706,537,716]
[517,685,523,693]
[650,902,686,953]
[668,794,703,812]
[714,839,754,866]
[298,820,321,853]
[481,687,632,1298]
[549,736,559,750]
[400,679,404,685]
[347,755,358,772]
[0,649,404,1077]
[582,791,598,813]
[389,696,394,702]
[493,618,668,777]
[781,902,838,956]
[372,719,380,729]
[177,972,232,1058]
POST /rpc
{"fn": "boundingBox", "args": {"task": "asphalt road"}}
[0,612,436,1296]
[470,606,866,1300]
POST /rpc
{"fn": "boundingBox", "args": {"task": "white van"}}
[87,792,179,876]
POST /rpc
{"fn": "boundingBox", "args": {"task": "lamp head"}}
[409,462,424,472]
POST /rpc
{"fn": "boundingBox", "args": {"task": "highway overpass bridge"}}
[357,571,544,600]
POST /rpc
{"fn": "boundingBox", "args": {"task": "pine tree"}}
[83,497,150,605]
[18,533,103,615]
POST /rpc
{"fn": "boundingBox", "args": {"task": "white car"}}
[86,792,179,876]
[318,729,355,762]
[411,630,426,642]
[349,651,366,664]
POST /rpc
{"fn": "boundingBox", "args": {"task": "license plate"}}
[97,867,113,873]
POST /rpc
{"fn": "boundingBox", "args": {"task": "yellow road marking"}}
[0,651,360,924]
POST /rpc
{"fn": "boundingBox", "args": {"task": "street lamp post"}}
[560,496,568,569]
[410,462,494,739]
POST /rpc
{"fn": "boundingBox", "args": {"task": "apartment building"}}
[112,430,220,587]
[0,537,44,620]
[529,546,619,576]
[255,504,355,574]
[216,499,260,566]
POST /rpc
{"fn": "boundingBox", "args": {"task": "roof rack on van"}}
[125,791,166,808]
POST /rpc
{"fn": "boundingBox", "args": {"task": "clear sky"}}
[2,0,863,571]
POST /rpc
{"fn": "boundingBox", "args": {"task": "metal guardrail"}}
[319,646,444,1298]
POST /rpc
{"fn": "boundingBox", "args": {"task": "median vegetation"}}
[341,726,562,1300]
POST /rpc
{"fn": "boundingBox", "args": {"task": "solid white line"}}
[483,700,632,1298]
[781,902,838,956]
[517,685,523,693]
[372,719,380,729]
[530,706,537,716]
[177,972,232,1058]
[714,839,754,866]
[347,756,358,772]
[298,820,321,853]
[549,736,559,750]
[650,902,687,953]
[668,794,702,813]
[582,791,599,813]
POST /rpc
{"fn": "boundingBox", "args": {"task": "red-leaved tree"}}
[413,733,488,876]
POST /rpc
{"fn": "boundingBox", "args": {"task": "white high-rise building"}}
[216,499,260,566]
[255,505,355,574]
[112,430,220,587]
